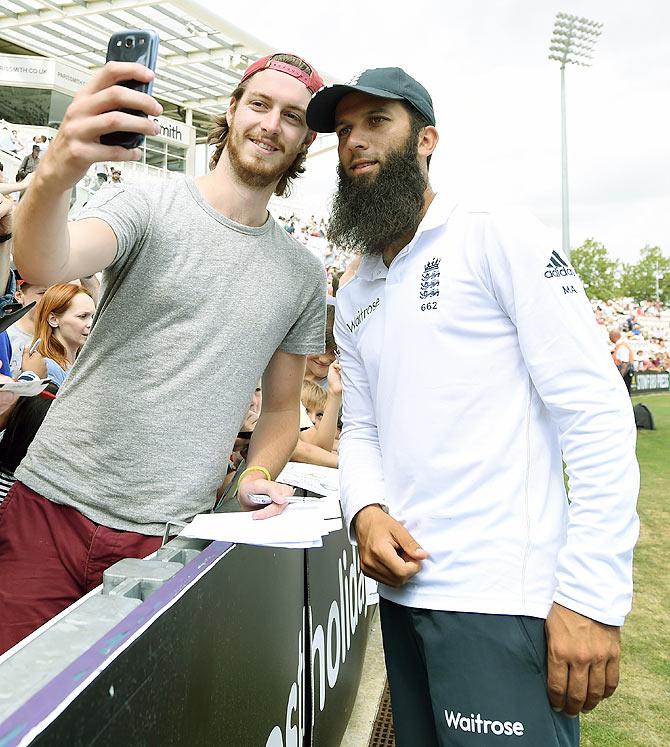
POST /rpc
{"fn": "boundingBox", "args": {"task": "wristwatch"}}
[0,232,11,243]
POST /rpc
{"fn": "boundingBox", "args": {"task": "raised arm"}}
[13,62,163,285]
[300,361,342,451]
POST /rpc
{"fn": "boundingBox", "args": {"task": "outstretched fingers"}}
[79,62,156,98]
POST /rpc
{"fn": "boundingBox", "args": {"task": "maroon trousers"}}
[0,481,162,655]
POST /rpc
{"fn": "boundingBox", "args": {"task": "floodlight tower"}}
[549,12,603,259]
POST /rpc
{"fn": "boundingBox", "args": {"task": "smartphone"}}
[101,29,160,149]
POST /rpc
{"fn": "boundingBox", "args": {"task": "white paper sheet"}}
[288,495,342,521]
[275,462,340,499]
[0,378,50,396]
[180,504,328,548]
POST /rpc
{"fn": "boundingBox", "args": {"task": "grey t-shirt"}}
[16,177,326,534]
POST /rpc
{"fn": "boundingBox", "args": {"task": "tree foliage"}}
[571,240,670,304]
[618,245,670,304]
[570,239,618,300]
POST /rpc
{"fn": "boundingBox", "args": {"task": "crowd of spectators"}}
[0,126,50,161]
[277,211,355,297]
[1,124,123,203]
[0,181,103,503]
[591,297,670,373]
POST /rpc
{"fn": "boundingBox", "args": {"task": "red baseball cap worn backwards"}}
[240,54,324,95]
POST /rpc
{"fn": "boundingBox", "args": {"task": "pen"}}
[248,494,323,506]
[29,338,41,355]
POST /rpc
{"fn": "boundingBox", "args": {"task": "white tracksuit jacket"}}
[334,193,639,626]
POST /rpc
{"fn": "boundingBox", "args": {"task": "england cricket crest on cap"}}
[419,257,441,300]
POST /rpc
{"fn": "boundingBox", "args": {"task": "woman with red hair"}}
[30,283,95,386]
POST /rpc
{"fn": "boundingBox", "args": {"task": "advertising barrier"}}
[0,529,372,746]
[631,370,670,394]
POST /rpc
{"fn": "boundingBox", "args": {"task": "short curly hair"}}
[207,54,314,198]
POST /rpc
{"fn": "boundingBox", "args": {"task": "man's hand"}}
[22,344,47,378]
[354,505,428,587]
[38,62,163,191]
[545,602,621,716]
[237,477,295,520]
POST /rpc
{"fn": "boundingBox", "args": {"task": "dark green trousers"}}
[380,598,579,746]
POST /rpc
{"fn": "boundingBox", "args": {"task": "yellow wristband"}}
[238,465,272,484]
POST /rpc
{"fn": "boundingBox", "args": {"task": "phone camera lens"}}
[124,38,134,47]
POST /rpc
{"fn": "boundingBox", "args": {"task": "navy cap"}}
[306,67,435,133]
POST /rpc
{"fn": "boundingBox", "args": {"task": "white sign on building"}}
[0,55,52,88]
[0,55,195,147]
[150,116,195,147]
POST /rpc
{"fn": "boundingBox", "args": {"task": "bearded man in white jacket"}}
[306,67,639,747]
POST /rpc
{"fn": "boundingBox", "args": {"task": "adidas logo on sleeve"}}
[544,250,576,278]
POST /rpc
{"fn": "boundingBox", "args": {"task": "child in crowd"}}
[294,359,342,468]
[301,379,327,426]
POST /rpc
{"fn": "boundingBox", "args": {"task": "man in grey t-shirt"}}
[0,53,326,653]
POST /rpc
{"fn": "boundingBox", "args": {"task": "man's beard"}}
[226,121,295,190]
[327,134,428,256]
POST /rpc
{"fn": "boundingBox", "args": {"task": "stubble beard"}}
[327,133,428,256]
[226,119,294,190]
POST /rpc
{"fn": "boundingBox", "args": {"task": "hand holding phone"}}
[102,30,160,149]
[32,32,162,192]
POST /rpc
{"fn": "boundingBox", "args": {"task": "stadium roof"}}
[0,0,336,146]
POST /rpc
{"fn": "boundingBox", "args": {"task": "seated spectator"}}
[635,349,647,371]
[0,127,18,155]
[93,161,109,188]
[11,130,24,154]
[29,284,95,386]
[35,135,49,153]
[7,274,48,376]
